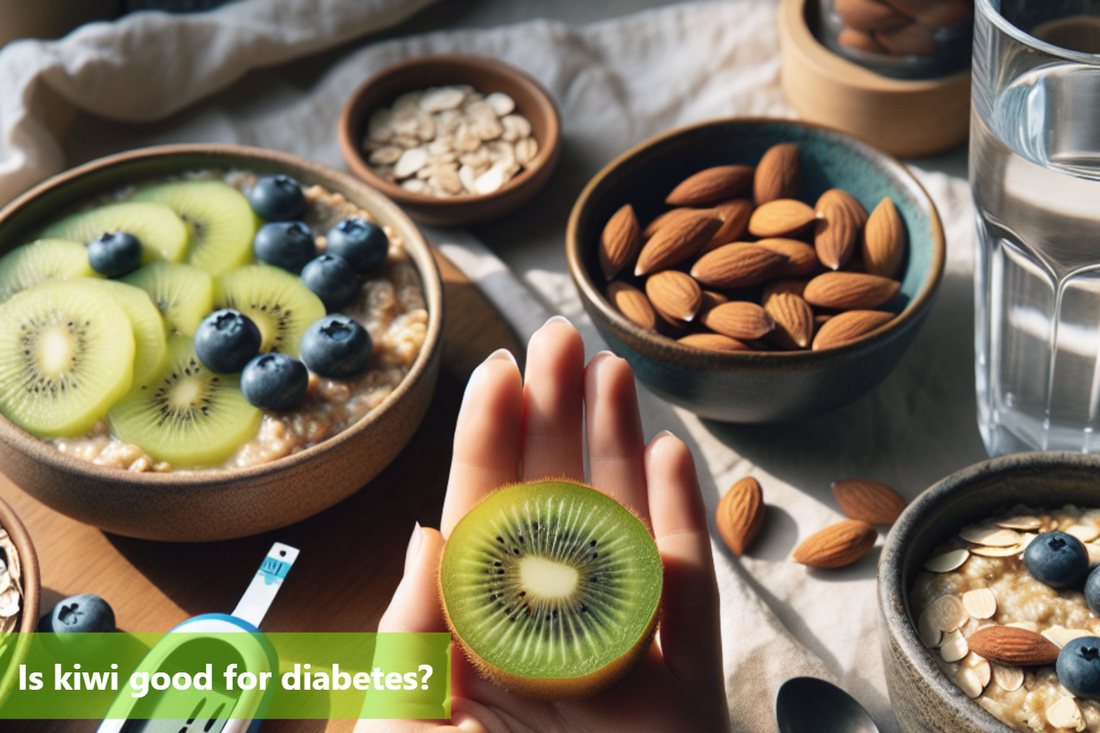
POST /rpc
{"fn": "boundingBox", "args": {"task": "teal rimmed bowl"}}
[566,118,945,423]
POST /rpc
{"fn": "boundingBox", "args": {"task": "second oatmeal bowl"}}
[879,452,1100,733]
[0,144,443,541]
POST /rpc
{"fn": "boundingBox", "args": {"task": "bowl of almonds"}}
[566,117,944,423]
[0,493,39,706]
[338,54,561,226]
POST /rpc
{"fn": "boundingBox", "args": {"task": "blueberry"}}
[241,353,309,411]
[300,315,372,379]
[1024,530,1090,589]
[1086,565,1100,615]
[248,175,306,222]
[326,218,388,275]
[1058,637,1100,699]
[51,594,115,633]
[193,309,262,374]
[87,231,142,278]
[253,221,317,274]
[300,255,359,311]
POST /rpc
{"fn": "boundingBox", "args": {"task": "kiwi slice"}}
[122,262,214,337]
[215,265,325,357]
[78,279,167,385]
[131,180,259,276]
[0,281,134,438]
[440,480,663,700]
[0,239,99,303]
[108,337,261,468]
[41,202,189,264]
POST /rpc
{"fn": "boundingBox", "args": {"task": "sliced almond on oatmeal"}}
[955,665,983,698]
[1042,626,1092,648]
[962,589,997,620]
[1046,696,1084,731]
[919,612,943,648]
[924,595,969,633]
[1088,543,1100,568]
[1066,524,1100,543]
[965,654,992,688]
[960,525,1021,547]
[997,515,1042,531]
[1005,621,1040,633]
[990,663,1024,692]
[925,549,970,572]
[940,630,969,663]
[971,544,1024,558]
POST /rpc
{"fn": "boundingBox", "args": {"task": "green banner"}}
[0,632,450,720]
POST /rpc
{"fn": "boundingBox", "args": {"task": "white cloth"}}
[0,2,987,730]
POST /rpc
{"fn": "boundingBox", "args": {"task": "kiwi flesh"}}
[439,479,663,700]
[215,265,325,357]
[131,180,259,276]
[108,337,261,468]
[0,239,99,303]
[41,202,189,264]
[79,279,167,385]
[0,281,134,438]
[122,262,214,337]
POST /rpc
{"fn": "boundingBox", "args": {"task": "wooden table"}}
[2,251,523,732]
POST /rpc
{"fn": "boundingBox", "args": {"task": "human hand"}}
[356,318,730,732]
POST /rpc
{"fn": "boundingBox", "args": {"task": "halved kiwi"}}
[79,279,167,384]
[0,239,99,303]
[41,202,189,264]
[108,337,261,468]
[122,262,214,337]
[0,281,134,438]
[440,479,663,700]
[215,265,325,357]
[131,180,259,276]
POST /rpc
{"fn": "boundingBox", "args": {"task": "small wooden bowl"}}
[0,493,40,706]
[0,144,443,542]
[338,54,562,226]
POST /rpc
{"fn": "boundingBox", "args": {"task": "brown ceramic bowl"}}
[0,493,39,706]
[566,117,945,423]
[879,452,1100,733]
[0,144,443,542]
[338,54,561,226]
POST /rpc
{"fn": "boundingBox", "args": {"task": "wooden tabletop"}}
[2,250,524,733]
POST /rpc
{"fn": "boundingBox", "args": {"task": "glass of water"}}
[972,0,1100,455]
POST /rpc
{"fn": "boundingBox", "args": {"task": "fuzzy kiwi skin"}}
[439,478,663,701]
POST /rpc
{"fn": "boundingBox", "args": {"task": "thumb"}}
[378,523,448,633]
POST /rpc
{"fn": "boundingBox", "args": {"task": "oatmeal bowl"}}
[879,452,1100,733]
[0,144,443,541]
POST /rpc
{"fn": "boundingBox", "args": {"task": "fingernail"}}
[543,314,573,328]
[462,349,516,406]
[405,522,422,573]
[486,347,517,365]
[655,429,676,441]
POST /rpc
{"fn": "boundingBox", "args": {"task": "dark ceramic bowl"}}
[878,452,1100,733]
[0,144,443,542]
[0,493,39,706]
[338,54,562,226]
[566,118,945,423]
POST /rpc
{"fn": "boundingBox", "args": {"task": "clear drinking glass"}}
[972,0,1100,455]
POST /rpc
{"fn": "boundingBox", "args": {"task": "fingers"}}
[377,525,447,633]
[520,317,586,482]
[441,349,523,538]
[584,352,649,523]
[645,432,724,689]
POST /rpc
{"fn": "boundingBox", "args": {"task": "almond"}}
[646,271,703,322]
[755,238,818,277]
[635,211,722,276]
[803,271,901,310]
[702,301,774,340]
[815,189,867,271]
[875,22,940,56]
[792,520,876,568]
[754,143,801,205]
[748,199,817,238]
[700,290,729,316]
[862,197,907,279]
[690,243,788,289]
[678,333,753,352]
[832,479,907,525]
[835,0,909,32]
[644,207,696,239]
[704,199,754,251]
[966,626,1061,666]
[666,165,755,207]
[599,204,642,280]
[764,291,814,349]
[606,281,657,331]
[838,28,887,53]
[882,0,972,28]
[716,476,765,555]
[812,310,894,350]
[763,279,807,301]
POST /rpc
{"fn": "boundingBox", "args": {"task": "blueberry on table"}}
[248,174,306,222]
[241,353,309,411]
[193,309,262,374]
[41,593,115,657]
[1024,530,1090,589]
[87,231,142,277]
[300,254,359,311]
[1058,637,1100,699]
[300,314,372,379]
[253,221,317,274]
[326,218,388,275]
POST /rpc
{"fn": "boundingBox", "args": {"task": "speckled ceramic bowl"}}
[566,118,945,423]
[878,452,1100,733]
[0,145,443,542]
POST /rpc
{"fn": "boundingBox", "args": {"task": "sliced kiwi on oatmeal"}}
[79,279,167,385]
[108,336,261,468]
[439,479,663,700]
[0,239,99,303]
[122,262,214,337]
[131,180,258,276]
[0,280,134,438]
[41,202,189,264]
[215,265,325,357]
